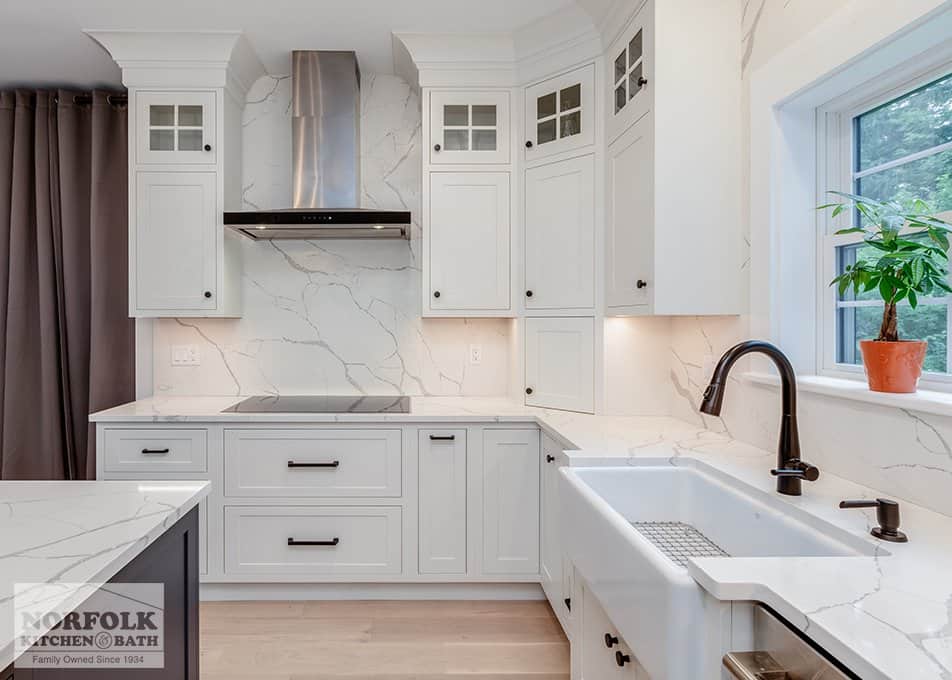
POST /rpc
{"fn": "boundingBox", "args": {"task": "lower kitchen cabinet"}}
[418,429,468,574]
[541,434,569,629]
[581,583,648,679]
[482,429,541,575]
[525,317,595,413]
[223,506,403,577]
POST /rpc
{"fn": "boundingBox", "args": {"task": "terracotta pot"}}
[859,340,928,393]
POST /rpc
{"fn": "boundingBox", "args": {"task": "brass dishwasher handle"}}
[723,651,788,679]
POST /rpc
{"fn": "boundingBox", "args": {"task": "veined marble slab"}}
[0,480,209,668]
[90,395,952,679]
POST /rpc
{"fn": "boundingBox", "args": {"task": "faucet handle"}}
[839,498,908,543]
[770,459,819,482]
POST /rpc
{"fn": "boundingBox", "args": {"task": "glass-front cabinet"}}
[135,91,217,165]
[429,91,510,165]
[606,0,652,144]
[524,64,595,161]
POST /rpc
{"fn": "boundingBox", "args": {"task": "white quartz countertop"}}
[90,395,952,679]
[0,480,209,669]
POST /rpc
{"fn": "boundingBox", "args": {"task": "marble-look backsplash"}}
[152,74,512,397]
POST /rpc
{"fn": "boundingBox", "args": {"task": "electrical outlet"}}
[171,345,201,366]
[469,344,483,365]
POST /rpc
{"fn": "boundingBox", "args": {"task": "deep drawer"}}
[223,506,402,576]
[223,429,402,497]
[102,429,207,473]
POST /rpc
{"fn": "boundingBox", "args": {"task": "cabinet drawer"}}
[224,506,402,576]
[103,429,207,473]
[223,429,402,497]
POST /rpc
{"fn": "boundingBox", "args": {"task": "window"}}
[822,67,952,382]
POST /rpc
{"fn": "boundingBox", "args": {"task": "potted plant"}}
[820,191,952,393]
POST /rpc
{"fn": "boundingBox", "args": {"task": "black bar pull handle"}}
[287,537,340,547]
[141,448,170,455]
[287,460,340,468]
[429,434,456,441]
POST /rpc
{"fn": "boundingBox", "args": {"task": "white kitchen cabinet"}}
[581,584,647,679]
[525,317,595,414]
[482,429,540,575]
[429,91,510,165]
[418,430,468,575]
[603,0,741,316]
[135,91,217,165]
[524,64,595,162]
[133,171,218,312]
[428,172,511,313]
[606,2,653,145]
[541,434,572,632]
[606,114,652,311]
[524,155,595,311]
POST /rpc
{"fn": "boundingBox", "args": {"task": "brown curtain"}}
[0,90,133,480]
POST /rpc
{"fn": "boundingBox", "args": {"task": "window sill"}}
[743,372,952,418]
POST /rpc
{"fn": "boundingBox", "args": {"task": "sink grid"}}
[631,521,729,567]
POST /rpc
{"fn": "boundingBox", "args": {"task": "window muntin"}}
[831,71,952,377]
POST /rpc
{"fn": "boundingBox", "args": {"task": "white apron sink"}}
[560,461,876,680]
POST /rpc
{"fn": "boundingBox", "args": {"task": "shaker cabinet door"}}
[525,317,595,414]
[133,171,217,313]
[525,155,595,310]
[428,172,511,312]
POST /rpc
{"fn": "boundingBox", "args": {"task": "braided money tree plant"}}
[820,192,952,393]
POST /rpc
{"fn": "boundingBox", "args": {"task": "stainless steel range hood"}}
[225,51,410,240]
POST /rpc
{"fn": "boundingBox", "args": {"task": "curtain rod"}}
[61,93,128,107]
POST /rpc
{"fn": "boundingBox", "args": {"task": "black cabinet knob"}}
[433,291,441,298]
[604,633,619,648]
[637,76,648,87]
[203,291,212,299]
[434,144,442,152]
[546,454,555,463]
[203,143,212,151]
[636,279,648,289]
[526,290,533,297]
[525,387,533,395]
[525,140,534,148]
[615,652,631,667]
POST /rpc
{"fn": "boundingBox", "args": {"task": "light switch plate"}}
[469,344,483,365]
[171,345,201,366]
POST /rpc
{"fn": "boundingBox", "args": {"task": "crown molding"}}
[84,29,265,99]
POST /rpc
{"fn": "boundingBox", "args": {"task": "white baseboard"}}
[200,582,546,602]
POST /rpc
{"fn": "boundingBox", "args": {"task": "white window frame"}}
[817,58,952,391]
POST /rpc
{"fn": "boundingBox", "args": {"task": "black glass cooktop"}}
[222,395,411,414]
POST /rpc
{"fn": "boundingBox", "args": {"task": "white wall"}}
[663,0,952,517]
[150,73,512,397]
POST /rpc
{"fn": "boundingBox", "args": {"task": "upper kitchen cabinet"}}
[427,172,512,314]
[86,30,264,318]
[524,64,595,163]
[525,154,595,312]
[604,0,741,316]
[136,91,217,165]
[429,91,511,165]
[606,2,652,146]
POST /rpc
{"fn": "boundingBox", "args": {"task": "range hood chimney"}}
[225,51,411,240]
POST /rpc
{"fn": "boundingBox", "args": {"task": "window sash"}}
[818,59,952,386]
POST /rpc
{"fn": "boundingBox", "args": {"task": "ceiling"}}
[0,0,578,89]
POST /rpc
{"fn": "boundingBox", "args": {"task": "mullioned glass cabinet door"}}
[429,91,511,165]
[135,91,217,165]
[524,63,595,162]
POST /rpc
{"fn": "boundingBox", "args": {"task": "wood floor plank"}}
[200,600,570,679]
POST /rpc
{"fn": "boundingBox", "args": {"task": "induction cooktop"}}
[222,395,411,414]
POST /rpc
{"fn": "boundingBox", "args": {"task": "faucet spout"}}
[699,340,816,496]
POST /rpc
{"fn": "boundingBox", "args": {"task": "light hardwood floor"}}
[200,600,570,679]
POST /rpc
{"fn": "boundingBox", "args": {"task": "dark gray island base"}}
[4,508,199,679]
